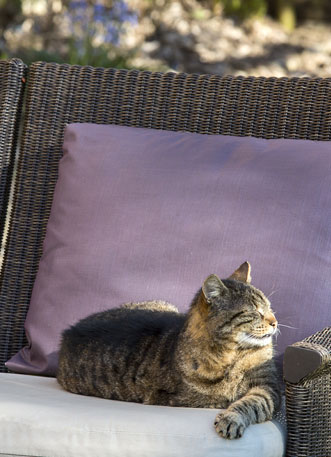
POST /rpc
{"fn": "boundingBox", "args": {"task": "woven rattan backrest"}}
[0,59,25,248]
[0,61,330,371]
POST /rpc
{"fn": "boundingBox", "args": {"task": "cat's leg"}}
[214,385,280,439]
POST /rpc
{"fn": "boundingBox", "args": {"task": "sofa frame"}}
[0,58,330,457]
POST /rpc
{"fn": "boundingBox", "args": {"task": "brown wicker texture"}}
[0,59,26,244]
[285,327,331,457]
[0,61,330,457]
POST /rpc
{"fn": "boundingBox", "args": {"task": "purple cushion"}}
[6,124,331,376]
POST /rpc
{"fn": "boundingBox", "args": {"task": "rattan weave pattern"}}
[285,327,331,456]
[299,326,331,383]
[1,62,331,371]
[285,372,331,457]
[0,59,25,245]
[304,325,331,348]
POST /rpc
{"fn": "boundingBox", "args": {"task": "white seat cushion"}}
[0,373,285,457]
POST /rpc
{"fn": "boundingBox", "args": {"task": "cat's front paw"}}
[214,411,246,439]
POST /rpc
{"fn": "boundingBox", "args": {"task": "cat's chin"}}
[238,333,273,348]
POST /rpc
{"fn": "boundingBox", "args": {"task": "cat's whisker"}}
[274,328,281,339]
[267,289,279,299]
[278,323,298,330]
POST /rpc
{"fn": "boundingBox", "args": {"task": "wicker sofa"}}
[0,58,330,457]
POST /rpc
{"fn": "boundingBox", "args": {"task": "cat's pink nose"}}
[266,313,277,329]
[269,318,277,329]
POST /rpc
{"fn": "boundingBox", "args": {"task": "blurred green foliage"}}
[214,0,296,29]
[220,0,267,19]
[275,0,296,30]
[67,38,136,68]
[14,46,135,69]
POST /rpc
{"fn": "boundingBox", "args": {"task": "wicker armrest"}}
[284,327,330,457]
[283,331,330,384]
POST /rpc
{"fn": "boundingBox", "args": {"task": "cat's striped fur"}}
[57,262,281,439]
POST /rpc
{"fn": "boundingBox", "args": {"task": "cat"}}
[57,261,281,439]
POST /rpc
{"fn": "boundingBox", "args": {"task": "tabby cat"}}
[57,262,281,439]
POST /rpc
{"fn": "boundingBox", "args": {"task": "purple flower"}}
[69,0,87,8]
[112,0,138,24]
[67,0,137,47]
[105,24,119,45]
[93,3,106,23]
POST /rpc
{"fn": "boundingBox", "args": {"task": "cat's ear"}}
[229,261,252,284]
[202,274,228,303]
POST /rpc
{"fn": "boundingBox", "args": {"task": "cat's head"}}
[190,262,278,348]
